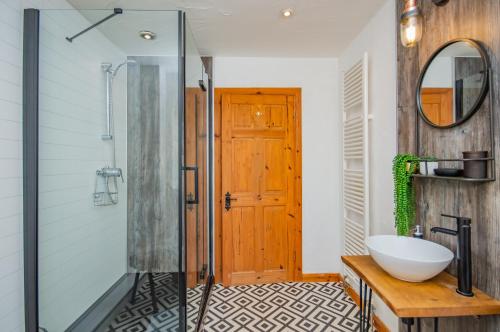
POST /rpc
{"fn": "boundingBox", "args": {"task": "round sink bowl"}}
[366,235,454,282]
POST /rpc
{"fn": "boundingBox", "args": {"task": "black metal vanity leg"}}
[402,318,414,332]
[357,279,373,332]
[359,278,363,332]
[365,289,373,332]
[148,273,159,313]
[434,318,439,332]
[363,283,368,330]
[130,273,140,304]
[417,318,421,332]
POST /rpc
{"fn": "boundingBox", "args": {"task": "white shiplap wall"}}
[0,0,129,330]
[38,8,128,331]
[0,0,26,330]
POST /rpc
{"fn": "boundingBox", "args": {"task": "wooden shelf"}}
[412,174,495,182]
[341,255,500,318]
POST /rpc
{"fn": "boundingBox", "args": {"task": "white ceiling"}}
[67,0,388,57]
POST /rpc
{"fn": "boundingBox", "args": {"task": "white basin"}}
[366,235,454,282]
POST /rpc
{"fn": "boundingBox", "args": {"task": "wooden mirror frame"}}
[416,38,491,129]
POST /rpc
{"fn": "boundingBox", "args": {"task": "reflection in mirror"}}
[418,41,488,127]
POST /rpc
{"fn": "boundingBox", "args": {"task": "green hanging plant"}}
[392,154,419,236]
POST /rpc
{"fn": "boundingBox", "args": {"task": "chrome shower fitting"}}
[96,60,135,206]
[101,60,136,140]
[102,62,114,140]
[94,167,123,206]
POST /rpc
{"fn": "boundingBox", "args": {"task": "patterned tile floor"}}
[107,273,203,332]
[202,282,360,332]
[106,275,360,332]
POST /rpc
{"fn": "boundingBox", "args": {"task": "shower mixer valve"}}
[96,167,124,182]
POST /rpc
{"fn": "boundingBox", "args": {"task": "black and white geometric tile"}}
[203,282,360,332]
[106,276,360,332]
[107,273,204,332]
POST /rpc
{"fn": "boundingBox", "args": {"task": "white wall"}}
[214,57,342,273]
[422,57,453,88]
[339,0,398,330]
[0,0,24,330]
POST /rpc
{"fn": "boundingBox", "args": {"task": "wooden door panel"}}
[267,105,286,129]
[263,206,288,273]
[232,104,253,129]
[263,138,286,193]
[231,138,258,195]
[231,207,257,273]
[222,91,299,286]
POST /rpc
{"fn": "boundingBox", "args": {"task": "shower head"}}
[101,62,113,73]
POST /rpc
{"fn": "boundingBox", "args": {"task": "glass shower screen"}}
[29,8,211,332]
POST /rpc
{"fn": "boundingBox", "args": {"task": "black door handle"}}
[183,166,199,204]
[225,192,237,211]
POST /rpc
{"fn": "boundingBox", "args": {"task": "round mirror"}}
[417,39,489,128]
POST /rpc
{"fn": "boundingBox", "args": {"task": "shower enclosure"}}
[23,7,213,332]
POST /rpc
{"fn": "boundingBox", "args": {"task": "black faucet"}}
[431,214,473,297]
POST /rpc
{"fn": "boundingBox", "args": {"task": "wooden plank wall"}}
[396,0,500,331]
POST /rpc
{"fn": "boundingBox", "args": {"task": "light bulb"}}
[400,0,423,48]
[405,25,417,43]
[281,8,294,18]
[139,30,157,40]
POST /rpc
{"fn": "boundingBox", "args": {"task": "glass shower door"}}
[184,21,211,331]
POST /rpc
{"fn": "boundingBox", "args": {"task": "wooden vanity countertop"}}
[341,255,500,318]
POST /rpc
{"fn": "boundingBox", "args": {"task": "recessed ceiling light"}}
[139,30,156,40]
[281,8,294,18]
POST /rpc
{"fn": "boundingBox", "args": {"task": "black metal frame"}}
[358,279,373,332]
[401,317,440,332]
[358,278,442,332]
[183,166,199,204]
[178,11,187,332]
[410,156,496,182]
[23,8,40,332]
[195,62,215,332]
[416,38,490,129]
[414,39,496,182]
[65,8,122,42]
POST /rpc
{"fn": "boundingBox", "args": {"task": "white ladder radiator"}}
[342,53,370,288]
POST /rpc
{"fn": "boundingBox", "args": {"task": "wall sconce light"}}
[400,0,423,48]
[400,0,450,48]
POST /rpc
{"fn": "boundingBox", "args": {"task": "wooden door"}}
[421,88,454,126]
[185,88,208,288]
[221,92,299,285]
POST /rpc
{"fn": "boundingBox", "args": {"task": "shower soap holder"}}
[93,167,123,206]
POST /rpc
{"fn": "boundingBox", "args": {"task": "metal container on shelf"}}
[463,151,488,178]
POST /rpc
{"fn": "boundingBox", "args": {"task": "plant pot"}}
[463,151,488,178]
